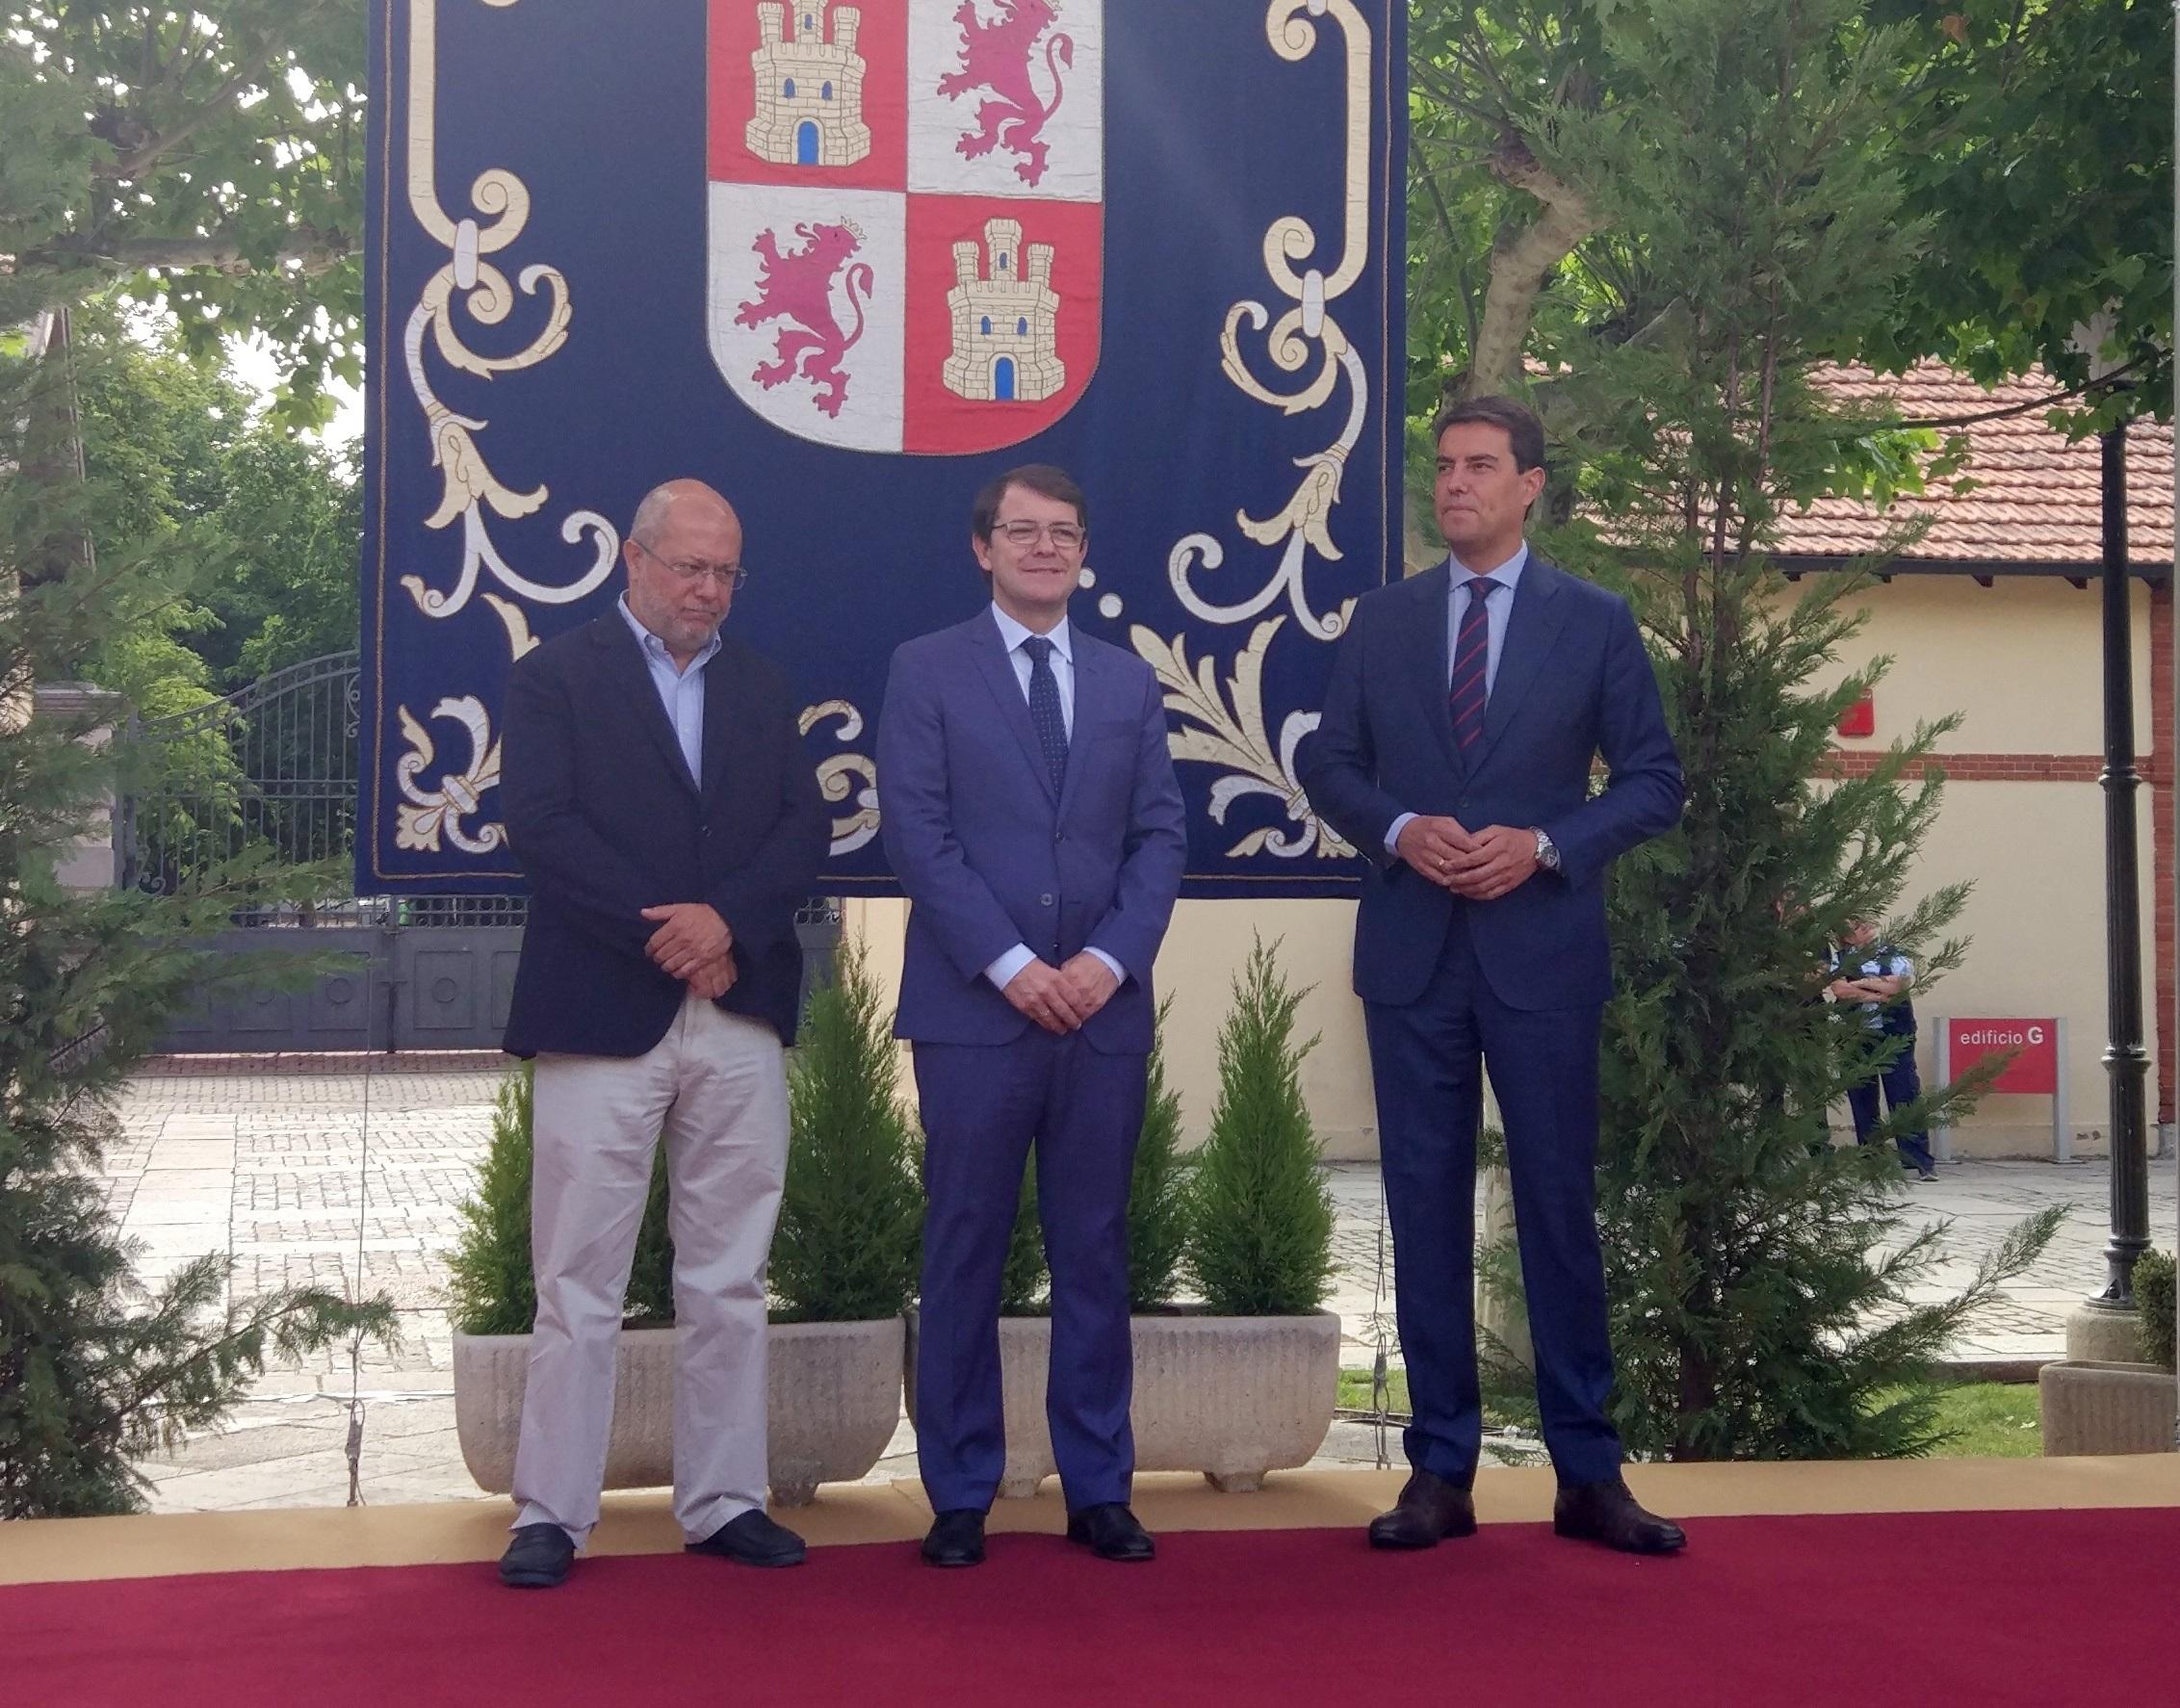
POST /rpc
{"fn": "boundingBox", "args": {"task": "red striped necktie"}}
[1450,577,1501,752]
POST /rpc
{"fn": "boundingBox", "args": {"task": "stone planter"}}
[905,1307,1340,1497]
[453,1316,905,1505]
[2037,1359,2178,1457]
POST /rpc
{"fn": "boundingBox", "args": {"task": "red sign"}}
[1948,1019,2059,1095]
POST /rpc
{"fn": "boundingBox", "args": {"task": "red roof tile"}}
[1775,364,2173,567]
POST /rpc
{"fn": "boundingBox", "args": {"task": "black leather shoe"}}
[499,1523,575,1588]
[1065,1503,1155,1562]
[1367,1469,1477,1550]
[921,1508,987,1567]
[1553,1477,1686,1555]
[686,1508,808,1568]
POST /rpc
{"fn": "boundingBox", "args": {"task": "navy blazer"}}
[877,608,1186,1053]
[1301,554,1683,1011]
[499,613,829,1056]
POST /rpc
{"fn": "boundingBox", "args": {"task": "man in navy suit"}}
[1302,397,1688,1555]
[493,479,827,1588]
[878,464,1186,1567]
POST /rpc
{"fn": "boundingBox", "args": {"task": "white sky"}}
[226,331,365,449]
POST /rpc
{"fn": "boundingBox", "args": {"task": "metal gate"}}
[119,651,836,1052]
[120,651,525,1051]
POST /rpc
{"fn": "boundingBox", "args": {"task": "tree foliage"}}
[1126,998,1191,1311]
[773,938,923,1323]
[1407,0,2171,450]
[1508,0,2062,1460]
[1,2,370,420]
[1,341,391,1519]
[1185,936,1336,1318]
[1862,0,2172,427]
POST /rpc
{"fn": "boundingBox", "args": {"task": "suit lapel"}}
[1055,634,1109,820]
[1404,562,1464,778]
[1470,556,1570,775]
[593,615,699,796]
[969,609,1059,806]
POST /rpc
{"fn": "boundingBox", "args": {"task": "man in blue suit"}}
[878,464,1186,1568]
[1302,397,1688,1555]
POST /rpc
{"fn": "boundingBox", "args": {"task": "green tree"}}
[1863,0,2172,427]
[69,306,359,695]
[1,345,391,1519]
[1406,0,2171,439]
[1,2,370,419]
[1524,0,2061,1461]
[1185,937,1336,1317]
[772,939,924,1323]
[1126,999,1191,1311]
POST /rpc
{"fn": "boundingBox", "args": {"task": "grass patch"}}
[1337,1371,2042,1459]
[1916,1381,2043,1459]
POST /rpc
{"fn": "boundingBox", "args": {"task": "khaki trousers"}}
[510,990,788,1545]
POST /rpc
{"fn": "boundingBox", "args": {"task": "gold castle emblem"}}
[746,3,870,168]
[944,218,1064,403]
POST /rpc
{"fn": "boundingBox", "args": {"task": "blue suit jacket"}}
[1300,555,1683,1011]
[499,613,829,1056]
[877,608,1186,1052]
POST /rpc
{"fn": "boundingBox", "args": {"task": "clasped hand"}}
[641,902,737,999]
[1003,952,1121,1036]
[1395,815,1540,902]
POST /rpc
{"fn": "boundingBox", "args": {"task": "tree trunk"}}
[18,308,95,593]
[1465,140,1607,398]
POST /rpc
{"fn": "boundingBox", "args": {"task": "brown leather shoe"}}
[1366,1469,1477,1549]
[1552,1477,1686,1555]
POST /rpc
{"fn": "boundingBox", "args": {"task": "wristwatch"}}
[1531,827,1562,873]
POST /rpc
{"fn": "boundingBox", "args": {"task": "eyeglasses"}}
[992,520,1087,551]
[632,536,747,589]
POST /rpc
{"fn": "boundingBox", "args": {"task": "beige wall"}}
[844,575,2163,1163]
[1817,576,2154,756]
[1889,779,2152,1158]
[1817,577,2162,1158]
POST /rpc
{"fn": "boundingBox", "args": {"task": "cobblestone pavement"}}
[101,1055,2178,1514]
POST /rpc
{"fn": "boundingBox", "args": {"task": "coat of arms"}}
[708,0,1104,454]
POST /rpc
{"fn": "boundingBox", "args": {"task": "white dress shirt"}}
[619,595,720,783]
[1385,544,1530,855]
[981,604,1128,995]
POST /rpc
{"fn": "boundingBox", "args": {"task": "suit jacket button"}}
[1040,893,1055,907]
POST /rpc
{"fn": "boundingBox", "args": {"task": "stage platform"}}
[8,1459,2173,1707]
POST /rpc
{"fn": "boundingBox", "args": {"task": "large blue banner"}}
[361,0,1406,895]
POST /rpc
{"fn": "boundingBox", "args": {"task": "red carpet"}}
[9,1508,2168,1707]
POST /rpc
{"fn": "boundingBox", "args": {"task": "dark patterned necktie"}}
[1450,578,1500,752]
[1022,634,1069,794]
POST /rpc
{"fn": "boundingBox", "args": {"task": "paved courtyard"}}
[102,1054,2177,1514]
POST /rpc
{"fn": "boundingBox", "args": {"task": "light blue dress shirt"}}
[981,605,1128,995]
[1384,544,1530,855]
[619,595,721,783]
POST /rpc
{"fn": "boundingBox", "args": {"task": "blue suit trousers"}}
[1363,917,1623,1488]
[912,1033,1148,1514]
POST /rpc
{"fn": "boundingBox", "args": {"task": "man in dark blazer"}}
[878,464,1186,1568]
[493,479,827,1588]
[1301,397,1688,1555]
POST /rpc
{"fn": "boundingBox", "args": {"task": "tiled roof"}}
[1776,364,2173,567]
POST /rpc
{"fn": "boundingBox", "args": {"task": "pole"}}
[2096,417,2151,1306]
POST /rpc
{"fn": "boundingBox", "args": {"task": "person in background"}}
[1827,919,1938,1180]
